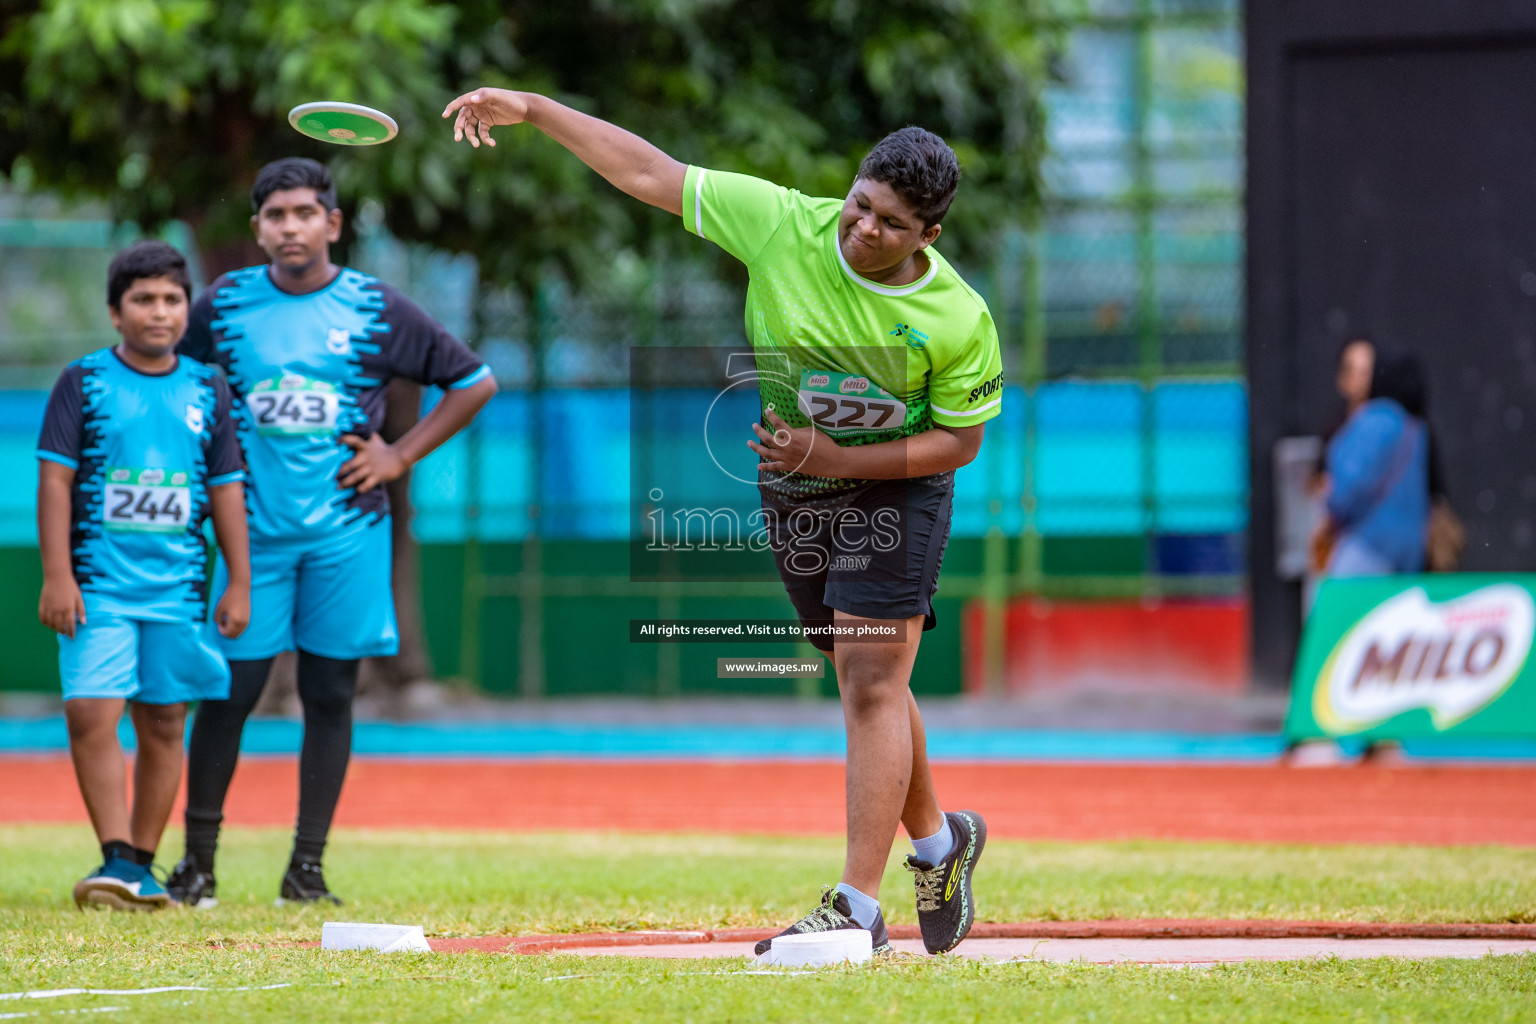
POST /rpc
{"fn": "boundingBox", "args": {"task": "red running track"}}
[3,757,1534,845]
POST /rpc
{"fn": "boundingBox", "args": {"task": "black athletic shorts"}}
[759,471,955,653]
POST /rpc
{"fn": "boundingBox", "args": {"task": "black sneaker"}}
[905,809,987,954]
[753,887,893,957]
[165,856,219,909]
[277,861,343,906]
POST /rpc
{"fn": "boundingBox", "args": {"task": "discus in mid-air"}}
[287,102,398,146]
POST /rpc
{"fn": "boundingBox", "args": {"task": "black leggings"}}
[183,651,358,871]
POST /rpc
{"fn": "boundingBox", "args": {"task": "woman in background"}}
[1319,345,1431,579]
[1329,337,1377,439]
[1292,346,1432,766]
[1302,338,1376,598]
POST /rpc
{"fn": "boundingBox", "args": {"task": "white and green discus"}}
[287,101,399,146]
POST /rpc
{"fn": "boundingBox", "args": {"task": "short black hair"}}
[251,157,337,213]
[856,127,962,227]
[107,240,192,309]
[1369,344,1428,418]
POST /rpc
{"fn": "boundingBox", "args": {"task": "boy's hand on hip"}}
[749,409,843,478]
[338,433,407,493]
[215,583,250,639]
[39,576,85,638]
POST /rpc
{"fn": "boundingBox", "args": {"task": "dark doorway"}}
[1248,7,1536,687]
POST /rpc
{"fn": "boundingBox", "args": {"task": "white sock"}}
[910,818,954,866]
[834,882,882,930]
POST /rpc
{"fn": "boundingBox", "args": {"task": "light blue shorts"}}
[59,614,231,705]
[211,515,399,662]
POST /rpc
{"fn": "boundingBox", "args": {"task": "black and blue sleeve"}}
[377,285,491,391]
[206,375,246,487]
[36,365,86,472]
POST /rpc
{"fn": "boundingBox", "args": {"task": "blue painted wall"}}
[0,380,1248,548]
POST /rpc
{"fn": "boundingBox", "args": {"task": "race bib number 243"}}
[249,374,341,436]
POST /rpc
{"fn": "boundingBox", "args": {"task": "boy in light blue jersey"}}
[36,241,251,911]
[170,158,496,906]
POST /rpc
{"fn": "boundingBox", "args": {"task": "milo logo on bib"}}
[103,467,192,533]
[797,370,907,439]
[249,374,341,436]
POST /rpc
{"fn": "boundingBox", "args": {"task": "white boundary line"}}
[0,1007,128,1020]
[0,985,292,1002]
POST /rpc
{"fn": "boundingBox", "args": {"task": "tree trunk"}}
[251,651,298,716]
[197,237,268,283]
[226,358,431,717]
[358,378,433,703]
[186,219,432,711]
[185,214,430,712]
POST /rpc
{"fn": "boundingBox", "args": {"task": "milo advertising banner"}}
[1286,575,1536,740]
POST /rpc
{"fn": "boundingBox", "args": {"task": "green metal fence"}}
[407,0,1246,694]
[0,0,1243,694]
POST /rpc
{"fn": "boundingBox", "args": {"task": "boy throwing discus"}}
[169,158,496,907]
[37,241,250,911]
[444,89,998,955]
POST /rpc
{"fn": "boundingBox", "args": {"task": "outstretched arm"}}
[443,89,686,216]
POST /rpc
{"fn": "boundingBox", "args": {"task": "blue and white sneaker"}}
[72,855,175,912]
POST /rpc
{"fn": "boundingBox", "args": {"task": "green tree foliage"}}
[1,0,1054,690]
[1,0,1052,290]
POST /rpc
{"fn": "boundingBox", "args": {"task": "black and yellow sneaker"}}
[753,887,894,957]
[276,860,343,906]
[905,810,987,954]
[165,856,218,909]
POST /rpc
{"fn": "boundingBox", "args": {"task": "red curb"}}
[959,920,1536,940]
[513,932,714,954]
[420,919,1536,954]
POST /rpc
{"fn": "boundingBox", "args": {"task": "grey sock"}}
[834,882,882,929]
[910,818,954,865]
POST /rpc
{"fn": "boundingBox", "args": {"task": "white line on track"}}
[0,985,292,1002]
[542,971,820,980]
[0,1008,127,1020]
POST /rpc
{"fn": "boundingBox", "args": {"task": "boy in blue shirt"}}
[170,158,496,906]
[37,240,250,911]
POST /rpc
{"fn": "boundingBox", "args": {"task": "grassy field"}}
[3,824,1535,1022]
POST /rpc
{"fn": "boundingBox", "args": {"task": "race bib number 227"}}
[796,370,908,439]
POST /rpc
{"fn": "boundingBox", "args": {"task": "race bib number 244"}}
[103,467,192,533]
